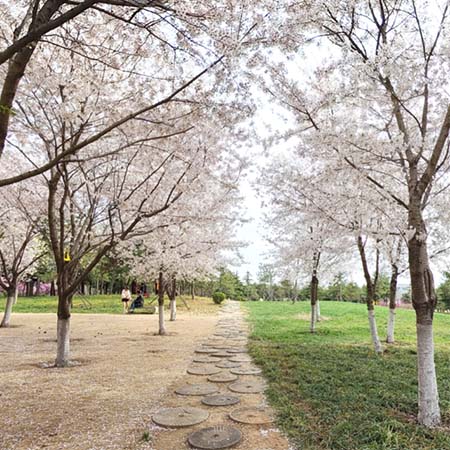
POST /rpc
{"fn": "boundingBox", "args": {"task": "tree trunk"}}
[386,264,398,343]
[292,279,298,303]
[417,322,439,426]
[368,309,383,354]
[0,284,17,328]
[55,291,72,367]
[408,205,440,426]
[169,276,177,321]
[158,305,166,334]
[357,235,383,354]
[50,280,56,296]
[191,281,195,300]
[310,274,318,333]
[170,299,176,321]
[25,280,31,297]
[55,316,71,367]
[13,285,18,304]
[158,271,166,335]
[131,279,137,295]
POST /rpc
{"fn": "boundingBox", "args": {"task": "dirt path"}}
[0,311,218,450]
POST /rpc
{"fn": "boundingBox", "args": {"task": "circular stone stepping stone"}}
[229,407,274,424]
[229,355,252,363]
[230,367,262,375]
[216,361,241,369]
[207,372,238,383]
[193,356,220,363]
[201,394,240,406]
[188,426,242,449]
[195,348,220,354]
[187,366,223,376]
[175,383,219,396]
[228,381,264,394]
[152,407,209,428]
[210,351,233,358]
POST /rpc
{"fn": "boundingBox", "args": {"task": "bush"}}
[212,291,226,304]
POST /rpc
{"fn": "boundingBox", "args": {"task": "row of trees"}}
[8,260,416,305]
[0,1,261,365]
[256,0,450,428]
[193,269,411,304]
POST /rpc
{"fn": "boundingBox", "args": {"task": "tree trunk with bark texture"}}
[368,309,383,354]
[170,299,176,321]
[386,264,398,343]
[168,276,177,321]
[55,290,72,367]
[409,203,440,426]
[310,274,318,333]
[357,236,383,354]
[0,284,17,328]
[56,316,70,367]
[158,271,166,335]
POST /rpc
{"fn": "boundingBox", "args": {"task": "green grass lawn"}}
[245,301,450,450]
[0,294,217,315]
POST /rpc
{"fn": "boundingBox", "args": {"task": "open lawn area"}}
[0,294,218,315]
[245,301,450,450]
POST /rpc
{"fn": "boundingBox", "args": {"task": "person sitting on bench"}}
[129,290,144,312]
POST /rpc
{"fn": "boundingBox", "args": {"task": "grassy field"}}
[245,301,450,450]
[0,294,218,315]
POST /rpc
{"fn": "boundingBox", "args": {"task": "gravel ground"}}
[0,311,218,450]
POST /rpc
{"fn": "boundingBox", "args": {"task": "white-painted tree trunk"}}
[417,323,440,427]
[316,300,321,322]
[170,299,176,321]
[310,303,317,333]
[386,308,396,343]
[0,288,16,328]
[55,317,71,367]
[158,304,166,335]
[368,310,383,354]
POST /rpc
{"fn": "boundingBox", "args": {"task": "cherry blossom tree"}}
[0,0,265,186]
[0,181,44,327]
[129,150,245,333]
[260,0,450,426]
[260,179,348,333]
[0,0,254,366]
[260,149,399,348]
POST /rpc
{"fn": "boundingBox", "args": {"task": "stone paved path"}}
[149,301,293,450]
